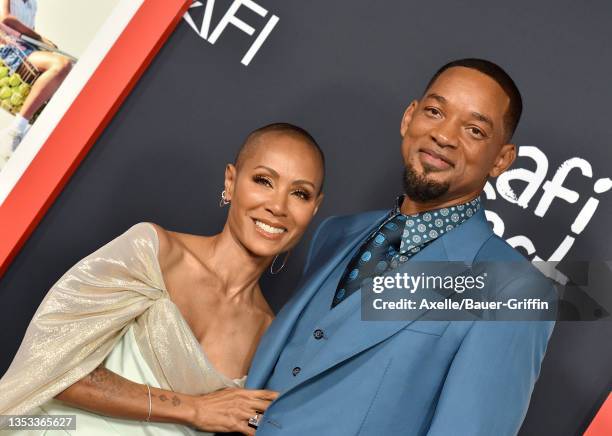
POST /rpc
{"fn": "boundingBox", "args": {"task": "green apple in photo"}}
[0,85,11,99]
[16,83,30,96]
[10,93,23,106]
[8,73,21,87]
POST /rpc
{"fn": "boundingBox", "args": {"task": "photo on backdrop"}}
[0,0,191,276]
[0,0,121,177]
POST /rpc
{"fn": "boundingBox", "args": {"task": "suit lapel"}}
[280,237,451,393]
[281,208,494,393]
[249,208,494,391]
[246,212,389,388]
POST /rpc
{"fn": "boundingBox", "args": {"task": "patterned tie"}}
[331,213,406,308]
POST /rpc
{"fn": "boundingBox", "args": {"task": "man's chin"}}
[421,173,452,187]
[402,166,450,203]
[410,168,451,187]
[421,163,453,175]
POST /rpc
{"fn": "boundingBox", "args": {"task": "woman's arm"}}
[0,0,49,43]
[56,366,277,436]
[55,366,194,425]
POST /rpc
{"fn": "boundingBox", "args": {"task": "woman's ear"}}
[312,193,324,216]
[223,164,237,201]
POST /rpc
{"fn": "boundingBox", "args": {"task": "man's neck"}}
[399,192,481,215]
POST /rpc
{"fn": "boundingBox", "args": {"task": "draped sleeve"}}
[0,223,167,420]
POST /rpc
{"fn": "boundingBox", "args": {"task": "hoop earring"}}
[219,190,230,207]
[270,251,290,275]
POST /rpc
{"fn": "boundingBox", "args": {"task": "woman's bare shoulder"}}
[146,223,185,270]
[146,223,207,271]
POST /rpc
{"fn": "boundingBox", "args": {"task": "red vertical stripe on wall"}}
[585,392,612,436]
[0,0,192,277]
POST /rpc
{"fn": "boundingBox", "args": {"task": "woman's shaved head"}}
[234,123,325,193]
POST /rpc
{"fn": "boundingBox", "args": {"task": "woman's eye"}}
[293,190,311,201]
[253,175,272,187]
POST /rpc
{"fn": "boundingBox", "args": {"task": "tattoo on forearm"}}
[87,366,123,401]
[86,366,182,409]
[88,366,111,384]
[151,393,182,407]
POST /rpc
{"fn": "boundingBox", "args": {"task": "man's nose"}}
[431,120,459,148]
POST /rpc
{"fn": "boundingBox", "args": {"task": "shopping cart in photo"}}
[0,22,77,117]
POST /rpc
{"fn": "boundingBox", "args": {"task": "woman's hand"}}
[57,366,277,434]
[189,387,279,435]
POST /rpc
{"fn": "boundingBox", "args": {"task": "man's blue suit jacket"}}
[246,208,555,436]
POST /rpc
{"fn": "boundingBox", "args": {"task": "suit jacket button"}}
[292,367,301,376]
[313,329,324,340]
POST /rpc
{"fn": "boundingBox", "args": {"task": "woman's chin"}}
[243,239,288,259]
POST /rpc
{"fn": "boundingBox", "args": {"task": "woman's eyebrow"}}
[253,165,279,176]
[254,166,316,189]
[292,180,316,189]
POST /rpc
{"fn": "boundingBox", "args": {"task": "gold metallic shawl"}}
[0,223,243,423]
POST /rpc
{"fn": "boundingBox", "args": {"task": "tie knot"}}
[378,213,406,250]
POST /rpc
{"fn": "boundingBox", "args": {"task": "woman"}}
[0,0,72,168]
[0,122,325,435]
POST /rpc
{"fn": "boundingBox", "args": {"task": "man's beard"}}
[402,162,450,202]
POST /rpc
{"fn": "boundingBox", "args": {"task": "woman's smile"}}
[253,218,288,240]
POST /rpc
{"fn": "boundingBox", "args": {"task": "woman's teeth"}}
[255,220,286,234]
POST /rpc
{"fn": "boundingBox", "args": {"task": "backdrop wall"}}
[1,1,611,434]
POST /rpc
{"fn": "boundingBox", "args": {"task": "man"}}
[245,59,556,435]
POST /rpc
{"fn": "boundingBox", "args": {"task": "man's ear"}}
[400,100,419,137]
[223,164,237,201]
[489,143,516,178]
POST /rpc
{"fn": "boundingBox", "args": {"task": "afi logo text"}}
[184,0,279,66]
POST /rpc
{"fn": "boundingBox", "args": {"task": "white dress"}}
[0,223,246,435]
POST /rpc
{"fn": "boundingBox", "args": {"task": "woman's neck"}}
[202,226,272,302]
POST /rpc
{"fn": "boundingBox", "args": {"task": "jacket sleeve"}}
[426,318,554,436]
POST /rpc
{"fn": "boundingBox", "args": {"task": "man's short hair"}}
[424,58,523,140]
[235,122,325,193]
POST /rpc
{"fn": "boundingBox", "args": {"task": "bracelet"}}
[145,384,152,422]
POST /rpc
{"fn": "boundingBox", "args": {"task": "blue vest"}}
[266,243,360,392]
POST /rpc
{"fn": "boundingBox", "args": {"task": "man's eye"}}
[468,127,485,138]
[425,107,441,117]
[293,190,311,201]
[253,175,272,187]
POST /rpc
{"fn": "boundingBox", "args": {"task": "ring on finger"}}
[248,413,260,429]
